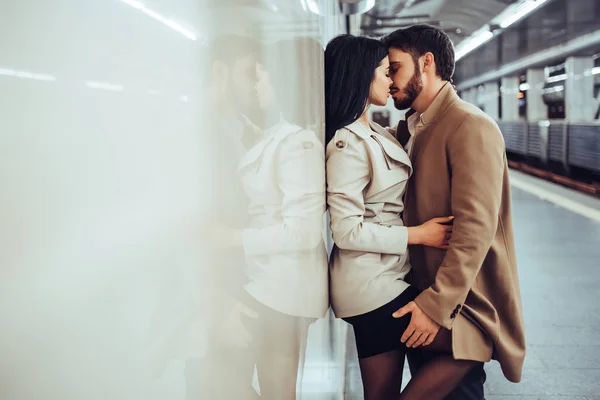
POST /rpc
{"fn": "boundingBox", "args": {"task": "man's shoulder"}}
[445,99,500,131]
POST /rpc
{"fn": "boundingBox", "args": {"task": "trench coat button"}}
[302,141,314,149]
[335,140,345,149]
[450,312,456,319]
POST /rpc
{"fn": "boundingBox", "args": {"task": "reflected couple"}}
[184,35,328,400]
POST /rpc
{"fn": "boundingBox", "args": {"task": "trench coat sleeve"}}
[326,131,409,254]
[414,115,505,329]
[241,130,325,255]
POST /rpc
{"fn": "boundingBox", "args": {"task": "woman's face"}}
[368,56,393,107]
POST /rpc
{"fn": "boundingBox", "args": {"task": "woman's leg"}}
[398,329,479,400]
[256,349,301,399]
[255,317,312,400]
[358,348,406,400]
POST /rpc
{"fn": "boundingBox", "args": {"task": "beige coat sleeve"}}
[414,115,505,329]
[242,130,325,255]
[326,132,409,254]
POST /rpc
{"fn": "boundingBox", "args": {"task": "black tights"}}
[358,329,479,400]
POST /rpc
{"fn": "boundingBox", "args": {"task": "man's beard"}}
[393,68,423,110]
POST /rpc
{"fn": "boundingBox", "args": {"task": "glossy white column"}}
[565,56,595,121]
[501,76,520,121]
[526,68,547,121]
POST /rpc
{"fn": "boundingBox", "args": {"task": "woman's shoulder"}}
[326,126,366,155]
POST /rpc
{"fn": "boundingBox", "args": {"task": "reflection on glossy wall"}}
[0,1,345,399]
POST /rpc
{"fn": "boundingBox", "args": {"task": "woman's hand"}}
[408,216,453,249]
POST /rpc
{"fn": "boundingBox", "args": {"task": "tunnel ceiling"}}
[362,0,517,46]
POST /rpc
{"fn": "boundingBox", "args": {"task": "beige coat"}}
[397,82,526,382]
[326,120,413,318]
[238,119,329,318]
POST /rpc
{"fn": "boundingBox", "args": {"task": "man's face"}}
[388,48,423,110]
[229,53,262,117]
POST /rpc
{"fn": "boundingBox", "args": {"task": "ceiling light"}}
[455,0,552,61]
[499,0,550,29]
[455,30,494,61]
[0,68,57,81]
[546,74,567,83]
[305,0,321,14]
[119,0,196,41]
[339,0,376,14]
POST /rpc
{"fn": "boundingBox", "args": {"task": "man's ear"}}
[422,52,435,73]
[212,60,229,95]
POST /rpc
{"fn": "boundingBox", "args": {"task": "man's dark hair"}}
[382,24,455,81]
[208,34,261,65]
[203,34,261,85]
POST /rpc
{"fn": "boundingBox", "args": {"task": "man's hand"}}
[393,301,441,348]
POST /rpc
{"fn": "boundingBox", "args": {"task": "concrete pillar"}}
[526,68,547,121]
[565,56,595,121]
[461,87,477,105]
[501,76,520,121]
[475,85,486,110]
[483,82,500,120]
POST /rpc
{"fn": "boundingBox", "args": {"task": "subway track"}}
[508,160,600,198]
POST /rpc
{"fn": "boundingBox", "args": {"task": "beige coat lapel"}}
[345,120,412,198]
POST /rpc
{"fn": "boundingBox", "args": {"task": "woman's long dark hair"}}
[324,34,388,144]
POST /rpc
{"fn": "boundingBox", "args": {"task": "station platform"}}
[300,170,600,399]
[482,170,600,399]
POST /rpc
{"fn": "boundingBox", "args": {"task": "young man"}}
[148,34,264,400]
[383,25,526,399]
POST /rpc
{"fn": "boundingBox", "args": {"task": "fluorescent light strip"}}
[499,0,550,29]
[455,30,493,61]
[456,0,551,61]
[470,68,598,93]
[86,81,124,91]
[305,0,321,15]
[0,68,57,81]
[266,1,279,12]
[546,73,567,83]
[119,0,196,41]
[541,85,564,94]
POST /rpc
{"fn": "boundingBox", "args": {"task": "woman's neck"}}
[358,111,370,129]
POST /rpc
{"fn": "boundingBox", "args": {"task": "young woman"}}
[325,34,477,399]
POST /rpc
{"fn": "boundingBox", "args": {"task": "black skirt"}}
[343,285,421,359]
